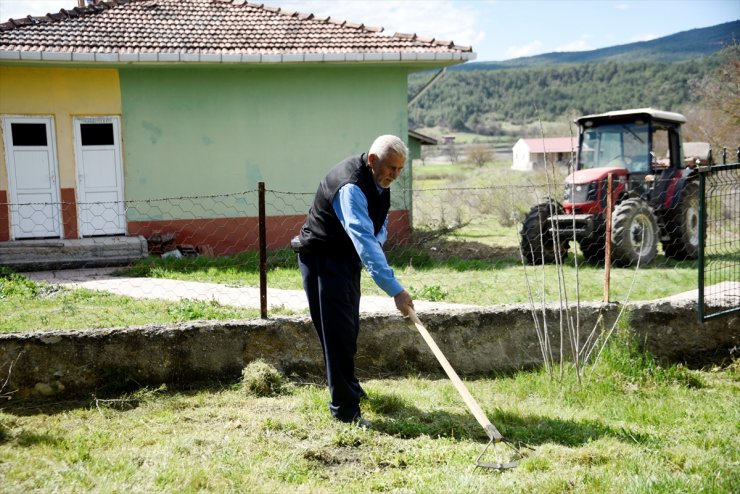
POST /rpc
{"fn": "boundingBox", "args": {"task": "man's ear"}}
[367,153,378,168]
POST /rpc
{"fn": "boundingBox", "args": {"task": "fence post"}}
[697,170,705,322]
[603,173,613,303]
[258,182,267,319]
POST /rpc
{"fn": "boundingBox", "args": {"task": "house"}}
[0,0,474,261]
[511,137,577,171]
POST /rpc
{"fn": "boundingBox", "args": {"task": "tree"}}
[445,142,460,163]
[683,43,739,151]
[467,143,493,167]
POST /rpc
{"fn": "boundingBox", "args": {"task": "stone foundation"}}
[0,299,737,399]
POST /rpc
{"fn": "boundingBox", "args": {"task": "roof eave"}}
[408,129,437,145]
[0,50,476,64]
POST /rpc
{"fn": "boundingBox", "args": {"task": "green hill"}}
[409,21,737,131]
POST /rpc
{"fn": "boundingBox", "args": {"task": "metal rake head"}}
[475,437,536,471]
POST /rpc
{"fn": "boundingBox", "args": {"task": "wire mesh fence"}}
[698,161,740,321]
[2,153,739,328]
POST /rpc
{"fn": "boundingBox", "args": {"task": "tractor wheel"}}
[577,219,606,264]
[520,201,569,264]
[611,198,659,267]
[579,233,605,264]
[662,181,700,260]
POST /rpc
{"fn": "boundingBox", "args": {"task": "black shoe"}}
[336,414,372,429]
[353,416,372,429]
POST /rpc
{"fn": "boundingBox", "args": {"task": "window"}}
[579,122,649,171]
[80,123,114,146]
[10,123,47,146]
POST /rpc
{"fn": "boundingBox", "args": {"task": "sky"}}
[0,0,737,61]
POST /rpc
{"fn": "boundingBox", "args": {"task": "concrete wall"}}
[1,298,737,399]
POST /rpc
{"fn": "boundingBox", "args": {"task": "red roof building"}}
[512,137,577,171]
[0,0,475,260]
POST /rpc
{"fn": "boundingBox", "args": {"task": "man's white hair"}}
[369,135,408,162]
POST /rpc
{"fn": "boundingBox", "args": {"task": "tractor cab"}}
[568,108,688,213]
[520,108,702,267]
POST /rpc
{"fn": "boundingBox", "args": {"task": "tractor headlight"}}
[565,181,599,203]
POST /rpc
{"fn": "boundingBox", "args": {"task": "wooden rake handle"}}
[407,308,504,442]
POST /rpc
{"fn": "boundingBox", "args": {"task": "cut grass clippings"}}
[1,339,737,493]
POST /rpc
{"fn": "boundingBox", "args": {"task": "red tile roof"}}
[0,0,474,63]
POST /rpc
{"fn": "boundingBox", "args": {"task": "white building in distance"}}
[512,137,577,171]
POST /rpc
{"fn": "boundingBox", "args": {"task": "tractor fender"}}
[662,171,693,210]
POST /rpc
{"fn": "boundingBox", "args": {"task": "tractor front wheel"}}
[611,198,659,267]
[520,201,569,264]
[663,181,700,260]
[579,227,606,264]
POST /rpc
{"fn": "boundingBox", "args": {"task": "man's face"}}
[368,152,405,189]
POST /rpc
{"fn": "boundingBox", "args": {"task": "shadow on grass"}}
[1,429,65,448]
[0,380,213,418]
[3,383,653,449]
[366,391,653,447]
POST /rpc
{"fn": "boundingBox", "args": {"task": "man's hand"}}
[393,290,414,316]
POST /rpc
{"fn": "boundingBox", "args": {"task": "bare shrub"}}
[476,186,530,227]
[445,142,461,163]
[467,143,493,167]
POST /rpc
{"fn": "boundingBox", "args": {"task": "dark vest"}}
[298,153,391,259]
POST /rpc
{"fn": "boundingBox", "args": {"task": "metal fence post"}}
[697,170,705,322]
[603,173,613,303]
[258,181,267,319]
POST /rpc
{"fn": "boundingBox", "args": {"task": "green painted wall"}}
[409,138,421,161]
[119,65,409,219]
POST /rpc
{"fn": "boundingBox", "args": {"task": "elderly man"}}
[293,135,415,427]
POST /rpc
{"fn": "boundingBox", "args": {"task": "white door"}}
[73,117,125,236]
[2,116,61,239]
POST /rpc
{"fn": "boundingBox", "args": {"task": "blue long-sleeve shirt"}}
[333,183,404,297]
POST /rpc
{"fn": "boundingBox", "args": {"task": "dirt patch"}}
[397,230,519,261]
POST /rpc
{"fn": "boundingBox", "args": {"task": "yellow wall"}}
[0,67,121,189]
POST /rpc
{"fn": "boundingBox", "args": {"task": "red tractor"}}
[520,108,705,266]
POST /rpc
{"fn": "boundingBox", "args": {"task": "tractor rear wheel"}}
[611,198,659,266]
[663,181,700,260]
[520,201,569,264]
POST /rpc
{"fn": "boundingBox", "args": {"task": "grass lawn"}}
[1,335,737,493]
[0,268,297,333]
[1,147,736,492]
[0,238,708,333]
[0,246,704,333]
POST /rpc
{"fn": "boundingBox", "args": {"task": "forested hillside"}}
[408,53,724,133]
[408,21,738,134]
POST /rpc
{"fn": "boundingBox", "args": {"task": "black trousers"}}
[298,253,365,421]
